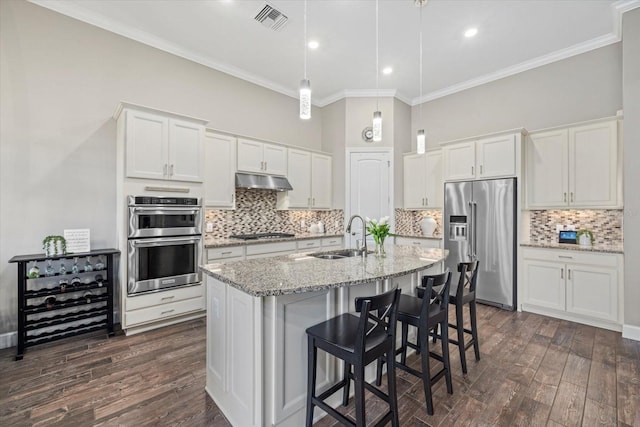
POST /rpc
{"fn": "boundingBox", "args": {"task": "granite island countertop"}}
[204,233,344,248]
[520,241,623,254]
[201,245,448,297]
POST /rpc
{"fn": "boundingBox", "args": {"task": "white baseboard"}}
[622,324,640,341]
[0,331,17,349]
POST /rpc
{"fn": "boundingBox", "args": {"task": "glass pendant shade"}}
[299,79,311,120]
[372,111,382,142]
[417,129,426,154]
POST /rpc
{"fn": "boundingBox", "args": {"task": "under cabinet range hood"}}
[235,173,293,191]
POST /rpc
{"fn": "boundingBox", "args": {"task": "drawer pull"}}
[306,242,315,246]
[558,255,573,259]
[161,295,175,301]
[561,269,564,279]
[221,251,233,255]
[161,309,175,315]
[413,242,421,245]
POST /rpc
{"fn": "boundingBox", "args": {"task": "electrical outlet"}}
[335,220,340,230]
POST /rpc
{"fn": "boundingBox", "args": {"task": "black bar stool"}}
[305,287,401,427]
[447,260,481,374]
[376,271,453,415]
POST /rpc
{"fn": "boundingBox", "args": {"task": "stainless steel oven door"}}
[128,235,202,295]
[128,206,202,238]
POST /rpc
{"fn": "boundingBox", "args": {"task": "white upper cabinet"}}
[119,104,206,183]
[526,119,619,209]
[286,149,312,208]
[277,149,332,210]
[237,138,287,176]
[442,132,518,182]
[403,150,443,209]
[311,153,332,208]
[204,132,236,208]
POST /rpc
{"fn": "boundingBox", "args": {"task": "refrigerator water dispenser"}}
[448,215,468,241]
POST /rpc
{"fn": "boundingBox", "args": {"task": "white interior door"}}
[348,151,392,248]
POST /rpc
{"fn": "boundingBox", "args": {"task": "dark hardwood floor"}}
[1,305,639,426]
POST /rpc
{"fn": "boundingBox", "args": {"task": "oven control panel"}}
[130,196,199,206]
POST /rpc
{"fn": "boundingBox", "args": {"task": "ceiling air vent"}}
[254,3,288,31]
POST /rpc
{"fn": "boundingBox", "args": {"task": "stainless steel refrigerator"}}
[444,178,516,310]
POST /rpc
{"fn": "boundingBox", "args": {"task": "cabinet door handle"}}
[170,164,174,176]
[264,161,267,171]
[558,255,573,259]
[570,192,574,203]
[308,197,311,207]
[480,165,483,175]
[425,197,429,206]
[471,166,475,175]
[568,269,572,280]
[231,193,235,203]
[561,269,564,279]
[163,164,168,176]
[563,192,567,202]
[312,198,315,206]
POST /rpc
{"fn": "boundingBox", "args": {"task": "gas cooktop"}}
[229,232,295,240]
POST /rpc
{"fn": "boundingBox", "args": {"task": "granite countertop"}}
[520,241,624,254]
[204,233,344,248]
[394,234,442,241]
[201,245,448,297]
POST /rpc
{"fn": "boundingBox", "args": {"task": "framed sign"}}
[64,229,90,253]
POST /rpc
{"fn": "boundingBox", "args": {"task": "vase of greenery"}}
[42,235,67,257]
[366,216,392,257]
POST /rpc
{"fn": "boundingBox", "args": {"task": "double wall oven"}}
[127,196,202,296]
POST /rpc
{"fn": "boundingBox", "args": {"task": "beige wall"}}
[622,8,640,332]
[320,99,346,209]
[393,99,412,208]
[345,97,395,147]
[0,1,322,336]
[413,43,622,146]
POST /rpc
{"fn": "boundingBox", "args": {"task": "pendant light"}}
[416,0,426,154]
[299,0,311,120]
[372,0,382,142]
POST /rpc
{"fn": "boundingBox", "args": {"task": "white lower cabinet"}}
[521,247,622,330]
[206,237,344,263]
[394,236,442,249]
[124,283,205,330]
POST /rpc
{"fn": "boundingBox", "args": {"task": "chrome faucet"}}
[345,214,367,257]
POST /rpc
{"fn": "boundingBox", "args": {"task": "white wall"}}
[413,43,622,146]
[622,8,640,332]
[0,1,322,336]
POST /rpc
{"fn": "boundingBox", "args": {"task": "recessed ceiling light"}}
[382,67,393,75]
[464,27,478,38]
[308,40,319,49]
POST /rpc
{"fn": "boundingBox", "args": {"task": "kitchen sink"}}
[310,249,371,259]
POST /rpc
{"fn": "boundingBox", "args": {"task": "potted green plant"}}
[42,235,67,257]
[576,229,594,246]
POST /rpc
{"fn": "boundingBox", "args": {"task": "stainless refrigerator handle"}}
[468,201,475,258]
[471,202,478,259]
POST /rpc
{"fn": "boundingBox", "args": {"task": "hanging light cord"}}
[376,0,379,111]
[304,0,308,80]
[419,3,423,122]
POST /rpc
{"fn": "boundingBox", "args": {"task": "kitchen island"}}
[201,245,447,427]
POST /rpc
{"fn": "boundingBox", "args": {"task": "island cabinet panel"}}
[206,277,262,427]
[264,290,335,426]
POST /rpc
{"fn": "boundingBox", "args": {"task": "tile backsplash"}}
[394,209,443,237]
[205,189,344,238]
[529,209,623,245]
